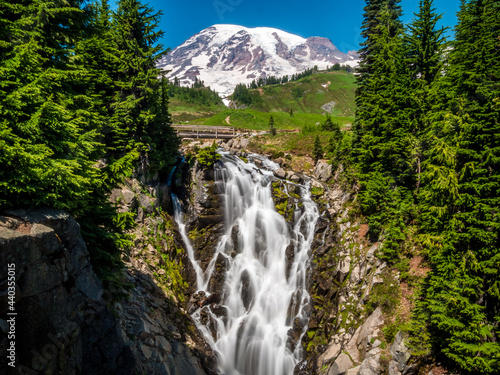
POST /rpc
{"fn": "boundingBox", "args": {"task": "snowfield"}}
[157,24,359,100]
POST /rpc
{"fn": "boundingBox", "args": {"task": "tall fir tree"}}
[416,0,500,372]
[269,115,276,136]
[109,0,178,173]
[406,0,447,85]
[405,0,448,190]
[355,0,415,186]
[352,0,403,150]
[354,0,418,260]
[0,0,101,211]
[313,135,324,161]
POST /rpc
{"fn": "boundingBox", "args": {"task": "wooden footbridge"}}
[172,125,236,139]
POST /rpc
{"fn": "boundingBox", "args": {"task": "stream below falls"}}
[173,152,320,375]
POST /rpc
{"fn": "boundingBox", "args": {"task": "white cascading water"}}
[173,152,319,375]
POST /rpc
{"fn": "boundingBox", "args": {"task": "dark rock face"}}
[305,37,344,62]
[114,265,215,375]
[182,161,225,294]
[0,208,217,375]
[0,209,134,375]
[273,32,291,59]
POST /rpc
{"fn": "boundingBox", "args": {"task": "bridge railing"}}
[172,125,235,139]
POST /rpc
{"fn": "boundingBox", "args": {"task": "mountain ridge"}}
[157,24,359,100]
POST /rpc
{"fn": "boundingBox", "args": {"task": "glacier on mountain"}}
[157,24,359,101]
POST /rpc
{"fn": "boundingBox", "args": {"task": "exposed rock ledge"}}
[0,209,214,375]
[0,209,133,374]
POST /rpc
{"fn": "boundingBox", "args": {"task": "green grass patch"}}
[169,97,227,123]
[249,131,339,157]
[248,71,356,116]
[190,108,353,132]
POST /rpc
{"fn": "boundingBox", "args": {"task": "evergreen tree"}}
[313,135,323,161]
[168,80,223,106]
[232,83,252,105]
[406,0,447,85]
[328,135,336,154]
[322,116,342,142]
[405,0,448,190]
[357,2,411,183]
[352,0,403,150]
[0,0,101,210]
[354,0,416,257]
[416,0,500,371]
[109,0,178,174]
[269,115,276,136]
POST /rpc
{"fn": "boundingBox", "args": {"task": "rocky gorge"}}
[172,136,419,375]
[1,135,427,375]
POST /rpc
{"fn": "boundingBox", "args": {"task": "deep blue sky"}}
[139,0,460,53]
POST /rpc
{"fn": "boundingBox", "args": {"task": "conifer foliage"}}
[0,0,100,210]
[0,0,179,278]
[416,0,500,371]
[353,0,500,372]
[313,135,324,161]
[269,115,277,136]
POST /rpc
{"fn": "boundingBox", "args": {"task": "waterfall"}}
[173,152,319,375]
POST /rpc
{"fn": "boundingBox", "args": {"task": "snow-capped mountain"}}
[157,24,359,100]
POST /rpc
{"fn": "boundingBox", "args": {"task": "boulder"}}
[356,307,384,356]
[357,347,382,375]
[311,179,325,189]
[239,138,249,149]
[109,187,137,212]
[390,332,411,373]
[346,366,361,375]
[328,353,354,375]
[336,255,351,282]
[317,342,342,369]
[290,173,302,183]
[273,168,286,179]
[313,160,333,181]
[350,265,362,284]
[344,324,362,364]
[388,361,402,375]
[366,243,379,259]
[138,193,158,216]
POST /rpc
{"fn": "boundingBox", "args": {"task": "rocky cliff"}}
[0,209,133,374]
[107,174,218,375]
[0,174,217,374]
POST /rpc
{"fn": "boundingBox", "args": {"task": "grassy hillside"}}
[171,70,357,125]
[246,71,356,117]
[169,97,227,123]
[188,108,353,131]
